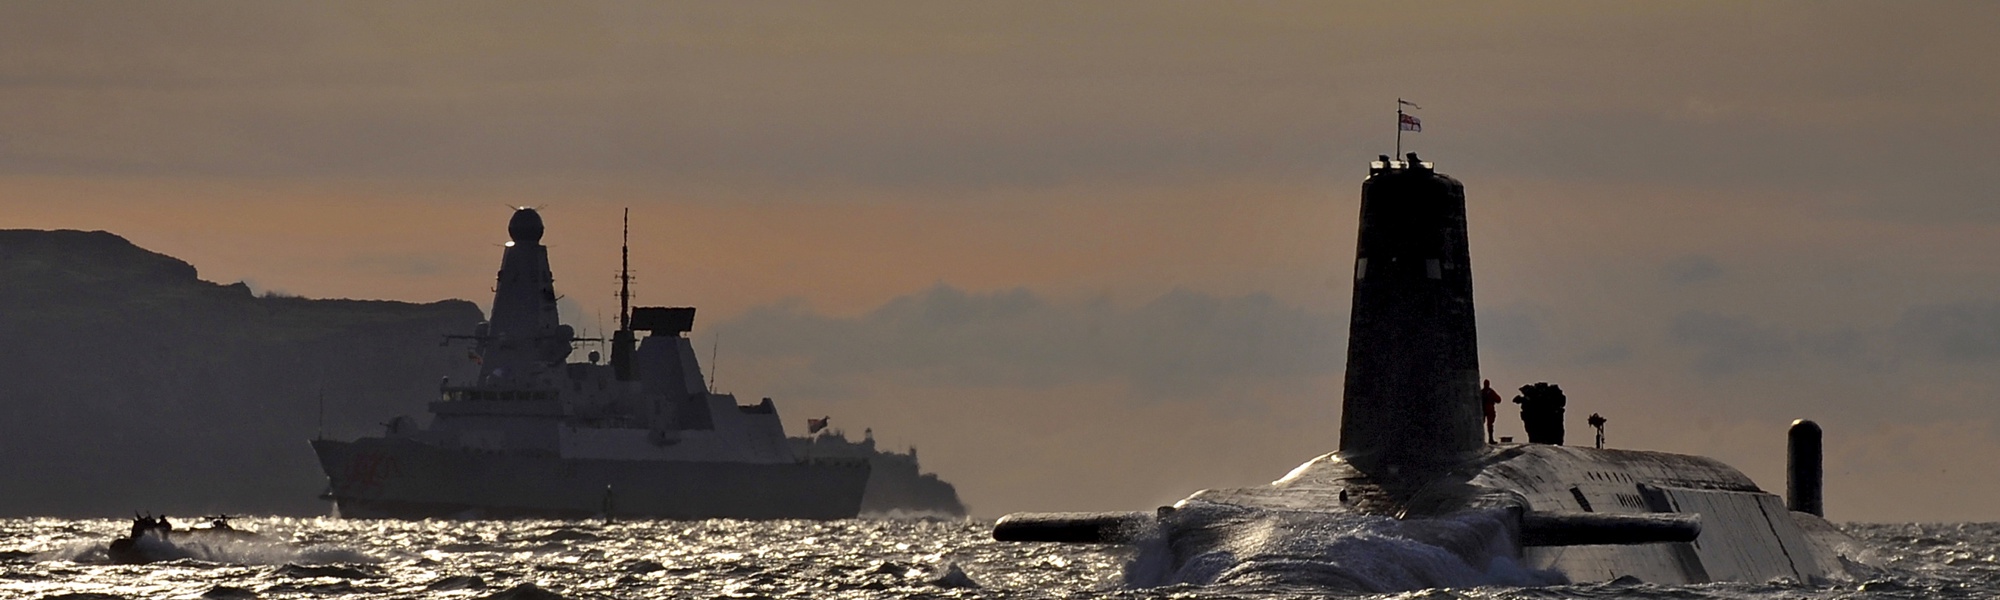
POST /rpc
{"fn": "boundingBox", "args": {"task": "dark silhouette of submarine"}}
[995,154,1860,588]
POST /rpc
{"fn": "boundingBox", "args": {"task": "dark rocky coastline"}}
[0,230,481,517]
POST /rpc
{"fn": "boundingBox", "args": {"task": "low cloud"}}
[1479,304,1551,364]
[1480,302,1632,369]
[715,284,1345,400]
[1661,255,1724,285]
[1671,301,2000,379]
[1893,300,2000,362]
[1669,311,1798,376]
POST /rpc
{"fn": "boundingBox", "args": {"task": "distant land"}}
[0,230,481,517]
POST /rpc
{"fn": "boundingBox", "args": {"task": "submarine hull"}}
[1158,444,1856,586]
[313,438,871,520]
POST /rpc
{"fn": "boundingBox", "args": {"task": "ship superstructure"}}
[312,208,870,519]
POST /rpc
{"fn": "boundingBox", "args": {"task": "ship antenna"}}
[618,207,632,330]
[708,332,720,390]
[607,209,639,381]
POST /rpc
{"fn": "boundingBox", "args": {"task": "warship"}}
[311,208,882,520]
[995,154,1865,589]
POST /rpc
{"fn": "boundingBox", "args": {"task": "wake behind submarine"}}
[995,154,1863,589]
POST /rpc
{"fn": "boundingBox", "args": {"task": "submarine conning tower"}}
[1338,154,1485,464]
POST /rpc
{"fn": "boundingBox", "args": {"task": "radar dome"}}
[508,208,544,244]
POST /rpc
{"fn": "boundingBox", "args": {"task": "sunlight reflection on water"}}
[0,518,1993,599]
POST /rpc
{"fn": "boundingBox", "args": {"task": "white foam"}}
[1123,501,1564,593]
[35,531,378,566]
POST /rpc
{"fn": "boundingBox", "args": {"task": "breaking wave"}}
[1124,501,1564,593]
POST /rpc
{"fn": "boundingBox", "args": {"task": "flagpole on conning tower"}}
[1396,98,1421,160]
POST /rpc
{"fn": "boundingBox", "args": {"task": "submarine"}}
[994,154,1865,589]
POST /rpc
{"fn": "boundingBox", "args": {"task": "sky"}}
[3,1,1998,521]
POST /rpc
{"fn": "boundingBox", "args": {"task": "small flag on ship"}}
[1399,113,1422,132]
[807,416,830,434]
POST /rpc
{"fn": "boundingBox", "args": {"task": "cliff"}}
[0,230,482,517]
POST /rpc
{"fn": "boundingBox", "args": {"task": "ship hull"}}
[312,438,871,520]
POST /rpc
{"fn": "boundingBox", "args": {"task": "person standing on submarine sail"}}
[1481,380,1503,444]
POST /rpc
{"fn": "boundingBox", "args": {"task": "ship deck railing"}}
[440,387,561,402]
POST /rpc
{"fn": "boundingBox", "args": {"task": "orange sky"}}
[3,1,1998,520]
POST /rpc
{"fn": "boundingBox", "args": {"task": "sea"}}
[0,516,1993,600]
